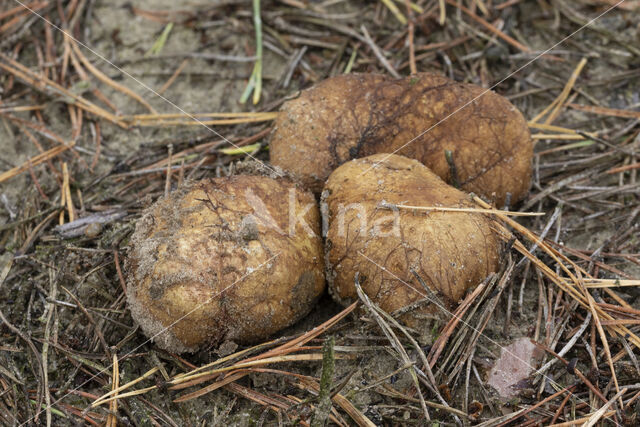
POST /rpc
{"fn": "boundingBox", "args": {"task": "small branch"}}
[310,336,335,427]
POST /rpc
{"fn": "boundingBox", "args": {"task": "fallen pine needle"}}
[536,140,595,155]
[126,112,278,120]
[569,103,640,120]
[62,162,75,223]
[394,0,423,13]
[381,202,545,217]
[579,278,640,288]
[547,410,617,427]
[531,133,589,141]
[0,52,126,127]
[93,304,358,407]
[529,58,587,125]
[527,122,596,137]
[380,0,407,24]
[91,367,159,407]
[107,353,119,427]
[0,143,75,184]
[122,112,278,127]
[91,386,158,406]
[170,353,351,387]
[0,104,46,113]
[576,272,623,407]
[158,58,188,94]
[445,0,530,53]
[583,387,627,427]
[607,162,640,174]
[69,37,157,114]
[475,196,640,350]
[544,57,588,125]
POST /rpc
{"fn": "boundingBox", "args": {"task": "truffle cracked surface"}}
[322,154,501,321]
[126,175,325,353]
[271,72,532,206]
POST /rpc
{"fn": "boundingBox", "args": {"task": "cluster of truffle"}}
[126,73,533,353]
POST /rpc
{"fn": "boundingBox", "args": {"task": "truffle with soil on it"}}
[270,72,532,206]
[126,174,325,353]
[322,154,501,322]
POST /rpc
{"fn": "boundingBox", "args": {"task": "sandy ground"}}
[1,0,639,425]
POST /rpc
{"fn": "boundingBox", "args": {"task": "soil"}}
[1,1,639,426]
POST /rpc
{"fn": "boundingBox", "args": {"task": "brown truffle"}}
[271,72,532,206]
[126,175,325,353]
[322,154,500,319]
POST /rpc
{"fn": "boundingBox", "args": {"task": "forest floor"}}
[1,0,639,425]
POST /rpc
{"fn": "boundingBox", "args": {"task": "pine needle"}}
[379,0,407,25]
[381,202,545,217]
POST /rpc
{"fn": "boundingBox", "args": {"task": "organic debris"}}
[1,1,639,425]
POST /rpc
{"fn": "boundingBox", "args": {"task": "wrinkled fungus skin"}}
[271,73,532,206]
[126,175,325,353]
[322,154,500,319]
